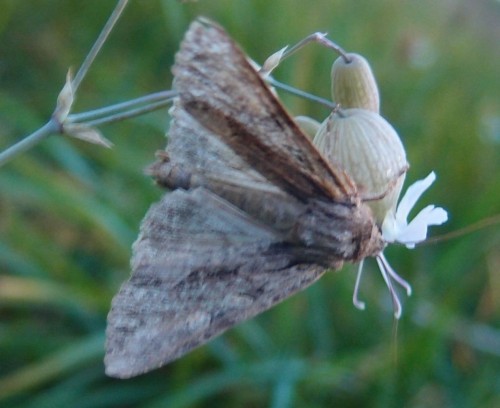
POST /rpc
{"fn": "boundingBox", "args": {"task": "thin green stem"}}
[279,32,350,65]
[0,121,59,167]
[0,95,174,167]
[267,77,336,110]
[84,99,172,127]
[0,1,130,168]
[68,90,177,123]
[72,0,129,92]
[418,214,500,246]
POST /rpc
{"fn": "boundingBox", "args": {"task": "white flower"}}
[381,171,448,248]
[353,171,448,318]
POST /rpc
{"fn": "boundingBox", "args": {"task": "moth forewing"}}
[172,18,356,203]
[148,101,307,233]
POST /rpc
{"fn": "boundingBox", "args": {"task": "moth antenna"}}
[353,259,366,310]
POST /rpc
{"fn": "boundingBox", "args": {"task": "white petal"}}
[395,172,436,224]
[381,211,399,243]
[395,205,448,248]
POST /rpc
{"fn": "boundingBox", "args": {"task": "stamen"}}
[376,255,403,319]
[378,253,412,296]
[353,260,366,310]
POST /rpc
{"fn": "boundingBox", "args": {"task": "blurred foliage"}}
[0,0,499,407]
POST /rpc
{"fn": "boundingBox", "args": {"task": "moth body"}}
[106,18,385,378]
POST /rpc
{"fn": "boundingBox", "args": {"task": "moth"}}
[105,18,386,379]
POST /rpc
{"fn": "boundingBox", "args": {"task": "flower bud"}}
[294,115,320,139]
[331,53,380,112]
[313,108,408,222]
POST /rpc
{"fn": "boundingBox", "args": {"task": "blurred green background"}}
[0,0,499,407]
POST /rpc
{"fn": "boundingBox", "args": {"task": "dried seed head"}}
[313,108,408,223]
[331,53,380,112]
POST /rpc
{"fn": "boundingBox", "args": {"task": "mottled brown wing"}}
[172,18,356,202]
[105,188,325,378]
[150,102,306,234]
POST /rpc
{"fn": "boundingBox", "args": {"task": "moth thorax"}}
[292,199,384,263]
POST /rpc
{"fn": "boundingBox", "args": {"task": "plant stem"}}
[72,0,129,92]
[275,32,350,66]
[268,78,336,110]
[68,90,177,123]
[84,99,173,127]
[0,121,59,167]
[0,0,130,168]
[0,94,174,167]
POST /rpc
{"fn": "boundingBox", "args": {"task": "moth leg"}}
[361,164,409,202]
[146,151,193,190]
